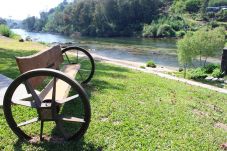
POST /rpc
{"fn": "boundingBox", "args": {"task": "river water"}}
[13,28,211,70]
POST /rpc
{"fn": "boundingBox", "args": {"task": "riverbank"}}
[1,36,227,150]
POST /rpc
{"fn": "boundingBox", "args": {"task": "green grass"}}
[1,38,227,150]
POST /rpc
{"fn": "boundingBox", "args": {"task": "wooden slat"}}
[42,64,80,101]
[58,115,85,123]
[12,100,36,107]
[12,99,51,108]
[56,94,79,104]
[17,117,39,127]
[16,45,63,88]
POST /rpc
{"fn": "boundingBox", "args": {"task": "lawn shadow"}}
[13,137,103,151]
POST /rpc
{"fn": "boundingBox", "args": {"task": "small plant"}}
[157,24,176,38]
[211,68,223,78]
[204,64,220,74]
[146,60,156,68]
[140,66,146,69]
[176,30,186,38]
[0,24,12,37]
[188,68,207,80]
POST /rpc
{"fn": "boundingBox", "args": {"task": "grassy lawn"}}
[1,37,227,150]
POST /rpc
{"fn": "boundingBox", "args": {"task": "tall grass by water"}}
[0,24,20,39]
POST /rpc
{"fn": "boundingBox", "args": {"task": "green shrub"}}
[146,60,156,68]
[0,24,12,37]
[142,24,158,38]
[176,30,186,37]
[185,0,201,13]
[188,68,207,80]
[211,68,222,78]
[204,64,220,74]
[140,66,146,69]
[157,24,176,38]
[209,0,227,6]
[216,10,227,22]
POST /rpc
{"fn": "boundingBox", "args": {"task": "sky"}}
[0,0,64,20]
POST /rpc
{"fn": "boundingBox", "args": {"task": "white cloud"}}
[0,0,64,20]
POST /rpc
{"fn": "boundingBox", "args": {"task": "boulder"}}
[218,78,224,83]
[25,36,32,41]
[212,78,218,82]
[19,39,24,42]
[205,76,213,81]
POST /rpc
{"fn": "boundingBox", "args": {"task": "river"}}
[12,29,216,70]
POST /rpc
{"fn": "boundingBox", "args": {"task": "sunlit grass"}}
[1,37,227,150]
[0,37,47,52]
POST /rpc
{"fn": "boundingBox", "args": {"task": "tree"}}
[177,27,225,77]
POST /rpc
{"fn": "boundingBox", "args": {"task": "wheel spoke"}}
[12,100,37,108]
[56,94,79,104]
[58,115,85,123]
[64,52,71,64]
[76,50,79,63]
[17,117,39,127]
[25,81,42,107]
[78,71,84,81]
[52,77,57,102]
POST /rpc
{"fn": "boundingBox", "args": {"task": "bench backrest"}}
[16,45,63,88]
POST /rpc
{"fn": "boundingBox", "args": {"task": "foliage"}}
[188,67,207,79]
[23,0,163,37]
[211,68,222,78]
[216,10,227,22]
[209,0,227,7]
[185,0,201,13]
[176,30,186,37]
[157,24,176,37]
[142,16,187,38]
[204,64,220,74]
[0,24,12,37]
[146,60,156,68]
[1,38,227,150]
[142,24,158,37]
[170,0,186,14]
[177,27,226,68]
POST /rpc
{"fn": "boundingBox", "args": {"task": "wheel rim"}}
[62,47,95,84]
[3,69,91,141]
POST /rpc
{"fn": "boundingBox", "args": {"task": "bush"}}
[211,68,222,78]
[0,24,12,37]
[157,24,176,38]
[176,30,186,37]
[185,0,201,13]
[188,68,207,80]
[204,64,220,74]
[209,0,227,7]
[142,24,158,38]
[216,10,227,22]
[146,60,156,68]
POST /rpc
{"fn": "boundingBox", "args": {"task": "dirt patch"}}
[214,122,227,131]
[192,109,209,117]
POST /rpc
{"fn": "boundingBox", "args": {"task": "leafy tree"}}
[185,0,201,13]
[177,27,226,77]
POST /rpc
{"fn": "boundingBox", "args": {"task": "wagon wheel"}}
[3,69,91,141]
[61,46,95,84]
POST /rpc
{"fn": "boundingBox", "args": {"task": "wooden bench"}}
[3,45,94,141]
[16,45,80,102]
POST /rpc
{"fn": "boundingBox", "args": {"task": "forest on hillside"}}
[22,0,227,37]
